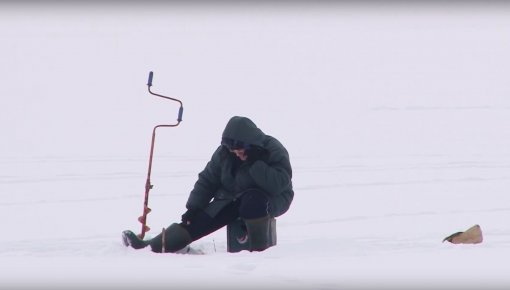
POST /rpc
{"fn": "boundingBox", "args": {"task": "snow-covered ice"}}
[1,2,510,289]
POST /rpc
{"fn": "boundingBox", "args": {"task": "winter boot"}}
[149,223,192,253]
[122,230,149,249]
[245,215,274,252]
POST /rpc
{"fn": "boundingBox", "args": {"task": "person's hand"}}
[181,208,199,225]
[246,146,269,164]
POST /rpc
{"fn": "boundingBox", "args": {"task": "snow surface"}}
[1,2,510,289]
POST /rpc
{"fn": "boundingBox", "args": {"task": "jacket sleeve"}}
[248,146,292,196]
[186,146,223,209]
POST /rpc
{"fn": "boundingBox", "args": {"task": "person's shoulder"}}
[263,135,288,154]
[211,145,229,160]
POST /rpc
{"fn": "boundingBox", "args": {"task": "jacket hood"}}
[221,116,265,147]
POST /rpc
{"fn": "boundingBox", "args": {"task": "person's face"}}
[230,148,248,161]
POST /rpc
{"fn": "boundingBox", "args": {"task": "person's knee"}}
[181,210,215,241]
[239,189,270,219]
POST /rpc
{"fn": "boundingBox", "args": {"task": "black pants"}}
[182,189,270,242]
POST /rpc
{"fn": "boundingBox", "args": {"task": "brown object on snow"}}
[443,224,483,244]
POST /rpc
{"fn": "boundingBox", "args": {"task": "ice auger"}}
[137,71,183,239]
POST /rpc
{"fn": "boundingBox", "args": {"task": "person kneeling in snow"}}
[123,116,294,253]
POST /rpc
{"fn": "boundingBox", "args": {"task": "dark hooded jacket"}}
[186,116,293,218]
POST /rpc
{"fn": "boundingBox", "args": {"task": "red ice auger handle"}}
[137,71,184,239]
